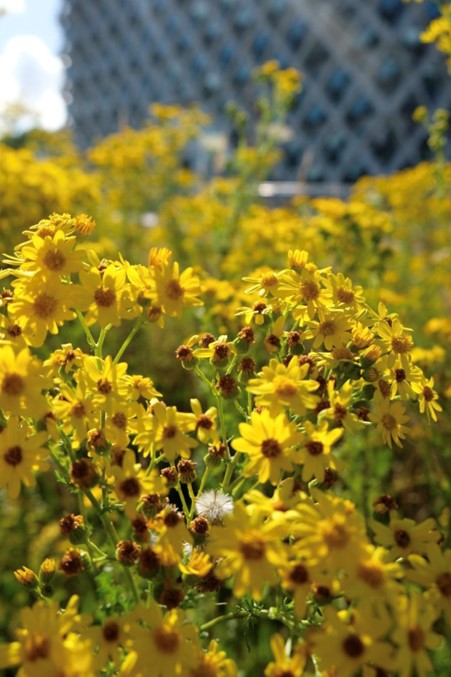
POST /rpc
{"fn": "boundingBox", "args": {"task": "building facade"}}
[61,0,450,182]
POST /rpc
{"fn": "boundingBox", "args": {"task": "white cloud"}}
[0,34,67,134]
[0,0,26,15]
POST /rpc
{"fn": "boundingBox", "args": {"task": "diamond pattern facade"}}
[61,0,450,182]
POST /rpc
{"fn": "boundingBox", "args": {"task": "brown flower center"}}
[165,280,184,300]
[112,412,127,429]
[422,386,434,402]
[391,335,412,354]
[261,438,282,458]
[24,635,51,661]
[319,320,337,336]
[289,563,309,584]
[33,293,58,318]
[97,378,112,394]
[436,572,451,597]
[274,376,297,397]
[94,287,116,307]
[2,372,24,396]
[323,519,349,548]
[102,620,120,643]
[395,368,406,382]
[43,249,66,271]
[71,401,86,418]
[342,634,365,658]
[119,478,140,497]
[153,626,180,653]
[394,529,410,548]
[357,561,384,588]
[240,537,266,560]
[381,413,397,431]
[408,626,425,652]
[305,440,323,456]
[163,425,177,439]
[337,287,355,304]
[300,280,319,301]
[4,445,23,466]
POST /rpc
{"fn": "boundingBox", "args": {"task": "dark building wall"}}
[61,0,450,182]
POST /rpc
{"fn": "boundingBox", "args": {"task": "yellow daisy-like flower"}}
[208,502,288,600]
[293,490,368,572]
[8,277,77,347]
[0,418,49,498]
[320,380,364,434]
[231,409,302,485]
[306,308,352,351]
[154,260,203,317]
[311,607,393,677]
[190,640,237,677]
[369,397,409,448]
[297,420,343,483]
[413,376,442,422]
[86,614,133,671]
[112,449,167,518]
[78,263,138,327]
[128,603,200,677]
[246,356,319,417]
[344,545,403,615]
[0,345,48,418]
[0,597,94,677]
[371,515,439,560]
[408,545,451,620]
[189,398,219,444]
[151,402,197,462]
[326,271,365,311]
[375,317,414,370]
[391,590,442,677]
[19,230,85,278]
[264,633,307,677]
[77,355,130,411]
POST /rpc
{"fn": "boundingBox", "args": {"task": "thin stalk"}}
[113,317,144,365]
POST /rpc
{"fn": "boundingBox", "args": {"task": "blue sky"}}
[0,0,66,132]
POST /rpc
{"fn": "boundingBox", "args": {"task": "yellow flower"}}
[375,317,414,370]
[86,614,133,671]
[320,380,365,434]
[306,308,352,350]
[208,502,288,600]
[371,515,439,560]
[19,229,85,278]
[0,597,94,677]
[112,449,167,519]
[369,398,409,448]
[151,401,197,462]
[190,640,237,677]
[0,418,49,498]
[413,376,442,422]
[311,607,394,677]
[0,345,48,418]
[264,634,307,677]
[231,409,302,485]
[391,590,442,677]
[343,545,403,614]
[189,398,219,444]
[247,356,319,417]
[154,260,202,317]
[132,602,199,677]
[408,545,451,620]
[78,263,138,327]
[297,420,343,483]
[77,355,130,411]
[8,277,77,347]
[293,490,368,572]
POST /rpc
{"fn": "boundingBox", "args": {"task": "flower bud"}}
[39,558,56,584]
[14,566,39,589]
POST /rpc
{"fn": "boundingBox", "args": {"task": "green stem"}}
[200,611,248,632]
[113,317,144,365]
[222,450,242,493]
[95,325,111,358]
[75,310,96,350]
[84,488,140,605]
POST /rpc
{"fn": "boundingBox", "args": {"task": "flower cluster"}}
[0,214,448,676]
